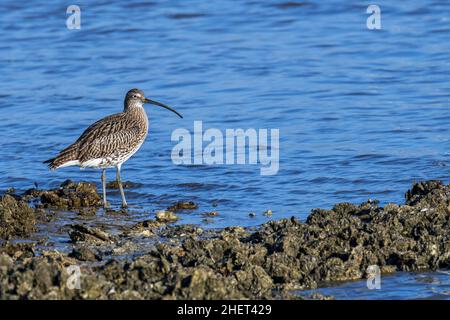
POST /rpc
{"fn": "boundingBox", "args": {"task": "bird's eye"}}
[133,95,138,98]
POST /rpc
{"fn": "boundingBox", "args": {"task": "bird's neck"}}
[124,104,149,128]
[124,101,144,111]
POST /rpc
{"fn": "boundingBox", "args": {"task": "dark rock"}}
[405,180,447,206]
[69,246,102,262]
[1,180,450,300]
[77,208,97,217]
[0,242,36,259]
[0,195,36,239]
[69,225,117,244]
[167,201,198,212]
[155,210,179,223]
[106,181,141,190]
[202,211,219,217]
[39,181,102,209]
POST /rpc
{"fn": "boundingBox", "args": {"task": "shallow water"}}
[300,271,450,300]
[0,1,449,299]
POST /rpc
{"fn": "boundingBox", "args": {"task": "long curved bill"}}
[144,98,183,118]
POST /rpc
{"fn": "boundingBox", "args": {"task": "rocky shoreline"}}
[0,180,449,299]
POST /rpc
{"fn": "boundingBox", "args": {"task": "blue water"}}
[301,271,450,300]
[0,1,449,298]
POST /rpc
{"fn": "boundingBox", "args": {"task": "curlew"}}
[44,88,183,208]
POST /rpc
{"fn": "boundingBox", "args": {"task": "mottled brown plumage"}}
[45,108,148,169]
[44,88,182,208]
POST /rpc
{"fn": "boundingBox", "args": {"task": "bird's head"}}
[124,88,183,118]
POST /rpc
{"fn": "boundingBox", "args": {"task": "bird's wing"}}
[75,113,144,162]
[75,113,126,144]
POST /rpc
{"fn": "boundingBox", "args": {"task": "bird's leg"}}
[101,169,108,208]
[116,165,128,208]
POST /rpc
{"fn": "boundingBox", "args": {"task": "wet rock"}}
[235,265,273,297]
[0,253,14,271]
[69,224,117,244]
[405,180,449,207]
[1,180,450,300]
[39,181,102,209]
[155,210,179,223]
[60,179,76,189]
[69,246,102,262]
[174,266,246,299]
[202,211,219,217]
[22,188,44,200]
[263,210,273,217]
[0,251,86,299]
[5,187,16,194]
[161,224,203,239]
[301,293,334,300]
[0,242,36,259]
[222,226,247,235]
[77,208,97,217]
[167,201,198,212]
[106,181,141,189]
[0,195,36,239]
[105,208,128,215]
[122,219,170,240]
[124,219,162,236]
[34,207,54,223]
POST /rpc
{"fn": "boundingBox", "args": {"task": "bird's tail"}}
[44,144,79,170]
